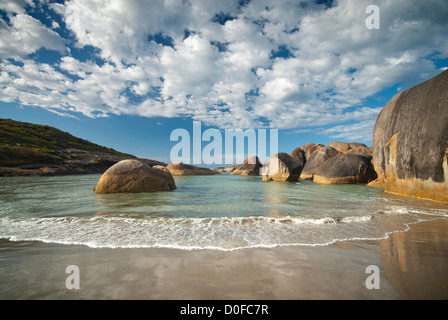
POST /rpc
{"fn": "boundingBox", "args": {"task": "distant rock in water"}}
[369,69,448,203]
[313,154,377,184]
[300,146,340,180]
[94,159,176,193]
[166,162,220,175]
[262,152,305,182]
[231,156,262,176]
[222,164,242,173]
[135,158,168,167]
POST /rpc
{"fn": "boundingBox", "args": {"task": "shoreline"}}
[1,218,447,300]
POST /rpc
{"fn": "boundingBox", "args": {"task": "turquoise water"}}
[1,173,447,250]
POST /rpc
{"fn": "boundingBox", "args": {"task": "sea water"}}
[1,173,447,251]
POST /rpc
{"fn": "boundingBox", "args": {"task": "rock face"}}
[166,162,220,176]
[289,147,307,166]
[344,146,373,158]
[300,143,325,160]
[94,159,176,193]
[328,141,351,154]
[262,152,305,182]
[348,142,368,150]
[231,156,262,176]
[152,165,176,188]
[328,141,371,156]
[296,142,376,184]
[300,146,340,180]
[313,154,377,184]
[369,69,448,203]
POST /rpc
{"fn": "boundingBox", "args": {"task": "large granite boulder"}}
[300,143,325,160]
[94,159,176,193]
[300,146,340,180]
[348,142,368,150]
[369,70,448,203]
[166,162,220,175]
[231,156,262,176]
[152,165,176,188]
[328,142,372,158]
[262,152,305,182]
[313,154,377,184]
[289,147,307,165]
[344,146,373,158]
[328,141,351,154]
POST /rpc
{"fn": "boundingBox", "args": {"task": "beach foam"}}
[0,208,437,251]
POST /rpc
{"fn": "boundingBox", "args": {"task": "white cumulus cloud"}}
[0,0,447,142]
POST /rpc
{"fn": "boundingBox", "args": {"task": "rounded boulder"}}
[231,156,262,176]
[300,146,340,180]
[262,152,305,182]
[94,159,176,193]
[313,154,377,184]
[166,162,220,175]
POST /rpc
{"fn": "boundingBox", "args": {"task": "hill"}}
[0,118,165,176]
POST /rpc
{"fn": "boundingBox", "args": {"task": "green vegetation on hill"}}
[0,118,133,167]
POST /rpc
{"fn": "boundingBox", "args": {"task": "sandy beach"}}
[1,218,447,300]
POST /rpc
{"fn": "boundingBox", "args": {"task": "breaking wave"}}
[0,209,434,251]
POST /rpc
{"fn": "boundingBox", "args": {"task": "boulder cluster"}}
[94,142,377,193]
[226,141,377,184]
[93,69,448,201]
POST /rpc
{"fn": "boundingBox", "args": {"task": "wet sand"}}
[0,219,447,300]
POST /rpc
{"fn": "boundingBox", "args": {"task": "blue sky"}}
[1,0,447,165]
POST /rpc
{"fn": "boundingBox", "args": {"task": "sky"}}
[0,0,447,165]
